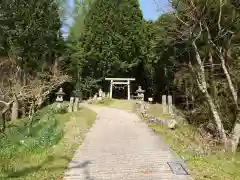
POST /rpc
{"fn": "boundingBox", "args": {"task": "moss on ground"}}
[93,98,136,111]
[0,105,96,180]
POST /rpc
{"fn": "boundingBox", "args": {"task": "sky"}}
[139,0,170,20]
[62,0,170,35]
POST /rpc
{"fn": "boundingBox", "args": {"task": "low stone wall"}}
[135,101,177,129]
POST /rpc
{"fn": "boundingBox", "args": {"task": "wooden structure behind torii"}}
[105,78,135,100]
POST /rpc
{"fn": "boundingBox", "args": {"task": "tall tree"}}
[70,0,146,95]
[1,0,63,74]
[168,0,240,151]
[68,0,95,40]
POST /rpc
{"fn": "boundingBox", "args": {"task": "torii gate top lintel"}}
[105,78,135,81]
[105,77,135,100]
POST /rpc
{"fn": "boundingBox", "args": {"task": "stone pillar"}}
[11,100,18,120]
[127,80,130,100]
[11,94,18,120]
[162,95,167,114]
[68,97,74,113]
[73,97,79,112]
[110,80,113,98]
[93,94,97,100]
[168,95,173,115]
[102,92,106,98]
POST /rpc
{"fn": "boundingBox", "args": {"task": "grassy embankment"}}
[95,98,240,180]
[0,104,96,180]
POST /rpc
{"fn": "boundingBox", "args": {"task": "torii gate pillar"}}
[105,78,135,100]
[110,80,113,98]
[127,80,130,100]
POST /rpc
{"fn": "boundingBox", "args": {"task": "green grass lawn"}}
[150,123,240,180]
[92,98,136,111]
[99,99,240,180]
[0,104,96,180]
[146,103,173,119]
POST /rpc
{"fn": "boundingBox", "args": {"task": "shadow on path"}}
[67,160,95,180]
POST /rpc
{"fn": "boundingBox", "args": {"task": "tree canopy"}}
[0,0,64,73]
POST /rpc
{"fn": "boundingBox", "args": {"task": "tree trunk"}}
[185,80,189,110]
[52,59,59,77]
[219,50,240,152]
[192,41,227,142]
[208,52,217,100]
[220,53,238,104]
[11,66,21,120]
[0,100,13,132]
[230,123,240,153]
[204,91,227,141]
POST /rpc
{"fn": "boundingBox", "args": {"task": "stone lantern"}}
[56,88,65,107]
[136,86,145,101]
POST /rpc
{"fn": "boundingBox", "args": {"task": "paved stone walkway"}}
[64,105,192,180]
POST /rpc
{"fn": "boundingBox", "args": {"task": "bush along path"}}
[64,104,192,180]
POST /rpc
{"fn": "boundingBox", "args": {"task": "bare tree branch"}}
[218,0,223,35]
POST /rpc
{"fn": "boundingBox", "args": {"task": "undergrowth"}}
[0,106,63,161]
[144,103,240,180]
[0,104,96,180]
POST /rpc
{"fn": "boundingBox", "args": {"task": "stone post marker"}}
[68,97,74,113]
[93,94,97,100]
[73,97,79,112]
[11,94,19,120]
[162,95,167,114]
[167,95,173,115]
[102,92,106,98]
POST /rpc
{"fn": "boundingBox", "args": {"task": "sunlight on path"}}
[64,105,192,180]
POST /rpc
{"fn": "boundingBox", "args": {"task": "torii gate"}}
[105,78,135,100]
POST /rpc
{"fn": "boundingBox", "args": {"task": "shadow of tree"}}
[6,156,96,180]
[67,160,95,180]
[6,155,71,178]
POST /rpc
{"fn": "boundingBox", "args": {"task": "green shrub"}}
[0,105,96,180]
[50,103,68,114]
[0,106,63,163]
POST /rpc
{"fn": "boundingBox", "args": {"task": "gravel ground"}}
[64,105,192,180]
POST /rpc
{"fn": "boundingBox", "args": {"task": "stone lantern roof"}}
[56,88,65,96]
[136,86,145,93]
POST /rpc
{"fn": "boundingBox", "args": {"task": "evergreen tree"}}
[0,0,63,73]
[68,0,95,40]
[81,0,145,81]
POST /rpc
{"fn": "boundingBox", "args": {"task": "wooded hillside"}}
[1,0,240,152]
